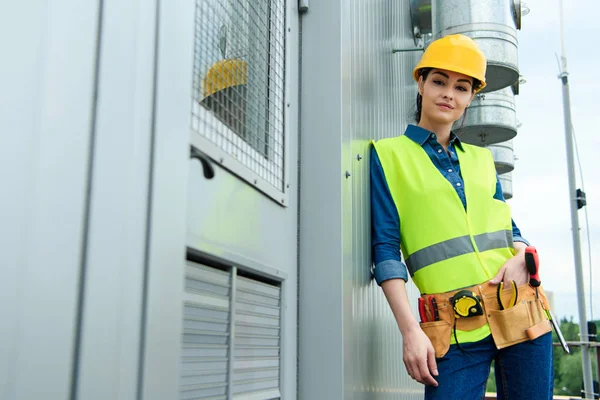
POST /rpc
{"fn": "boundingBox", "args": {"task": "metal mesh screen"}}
[192,0,286,191]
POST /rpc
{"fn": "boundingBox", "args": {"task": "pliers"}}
[496,280,518,310]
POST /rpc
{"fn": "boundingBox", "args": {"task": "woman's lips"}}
[436,103,454,111]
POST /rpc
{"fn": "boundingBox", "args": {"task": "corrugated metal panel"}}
[300,0,427,397]
[181,261,231,400]
[233,276,281,399]
[345,0,424,398]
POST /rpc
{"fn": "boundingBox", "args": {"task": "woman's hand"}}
[489,242,529,286]
[402,325,439,386]
[380,279,439,387]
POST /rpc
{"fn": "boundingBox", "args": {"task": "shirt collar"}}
[404,124,464,151]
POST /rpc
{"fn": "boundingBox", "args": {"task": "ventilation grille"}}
[192,0,286,192]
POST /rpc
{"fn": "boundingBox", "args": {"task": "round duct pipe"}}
[487,140,514,174]
[499,172,513,200]
[432,0,521,93]
[454,86,517,146]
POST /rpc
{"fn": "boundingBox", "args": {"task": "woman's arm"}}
[493,172,530,246]
[370,147,407,283]
[371,146,438,386]
[490,173,530,285]
[381,279,438,386]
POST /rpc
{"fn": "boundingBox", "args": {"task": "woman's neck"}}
[417,119,453,150]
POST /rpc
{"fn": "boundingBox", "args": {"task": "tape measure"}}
[451,290,484,318]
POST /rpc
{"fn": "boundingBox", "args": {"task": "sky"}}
[508,0,599,322]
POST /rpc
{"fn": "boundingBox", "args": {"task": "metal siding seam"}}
[136,0,160,398]
[69,1,104,398]
[296,12,302,400]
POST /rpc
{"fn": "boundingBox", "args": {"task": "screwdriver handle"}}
[525,246,541,287]
[418,297,428,322]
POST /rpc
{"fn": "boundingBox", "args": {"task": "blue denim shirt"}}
[371,124,529,286]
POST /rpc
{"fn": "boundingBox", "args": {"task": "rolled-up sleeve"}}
[370,146,409,285]
[494,172,530,246]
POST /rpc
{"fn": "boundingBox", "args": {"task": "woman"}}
[370,34,553,399]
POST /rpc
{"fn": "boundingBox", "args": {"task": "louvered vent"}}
[181,262,231,399]
[233,276,281,399]
[181,261,281,400]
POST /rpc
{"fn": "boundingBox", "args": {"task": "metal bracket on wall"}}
[299,0,308,13]
[409,0,432,46]
[392,47,424,54]
[512,0,530,30]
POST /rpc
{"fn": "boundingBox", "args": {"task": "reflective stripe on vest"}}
[406,229,512,276]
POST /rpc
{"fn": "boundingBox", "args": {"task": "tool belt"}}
[418,282,552,358]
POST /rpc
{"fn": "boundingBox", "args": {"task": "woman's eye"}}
[433,80,444,86]
[457,86,467,92]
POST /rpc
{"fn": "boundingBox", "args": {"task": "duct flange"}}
[487,140,515,175]
[454,86,517,146]
[433,0,521,93]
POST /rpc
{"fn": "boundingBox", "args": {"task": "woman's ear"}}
[418,76,424,96]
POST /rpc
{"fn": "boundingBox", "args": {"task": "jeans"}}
[424,332,553,400]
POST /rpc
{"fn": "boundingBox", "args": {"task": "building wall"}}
[300,0,424,398]
[2,0,298,398]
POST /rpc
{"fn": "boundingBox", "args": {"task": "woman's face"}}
[418,69,476,125]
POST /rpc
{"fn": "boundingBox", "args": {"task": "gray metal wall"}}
[300,0,423,398]
[0,2,101,398]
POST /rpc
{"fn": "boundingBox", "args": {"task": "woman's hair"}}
[414,68,481,124]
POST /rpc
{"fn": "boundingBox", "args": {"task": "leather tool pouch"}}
[419,301,454,358]
[420,283,552,356]
[480,283,552,349]
[419,320,453,358]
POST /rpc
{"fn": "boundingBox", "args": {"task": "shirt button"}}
[456,182,462,187]
[437,149,442,153]
[448,169,453,173]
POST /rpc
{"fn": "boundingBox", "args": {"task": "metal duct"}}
[487,140,514,174]
[454,86,517,146]
[432,0,521,93]
[499,172,513,200]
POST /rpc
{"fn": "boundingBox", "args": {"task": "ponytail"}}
[414,68,432,123]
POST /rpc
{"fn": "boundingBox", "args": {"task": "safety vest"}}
[373,134,516,342]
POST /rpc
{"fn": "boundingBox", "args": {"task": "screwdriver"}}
[524,246,570,354]
[525,246,540,298]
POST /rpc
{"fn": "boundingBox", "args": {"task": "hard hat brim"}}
[202,59,248,99]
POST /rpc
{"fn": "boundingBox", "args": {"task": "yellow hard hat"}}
[202,59,247,99]
[413,34,487,93]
